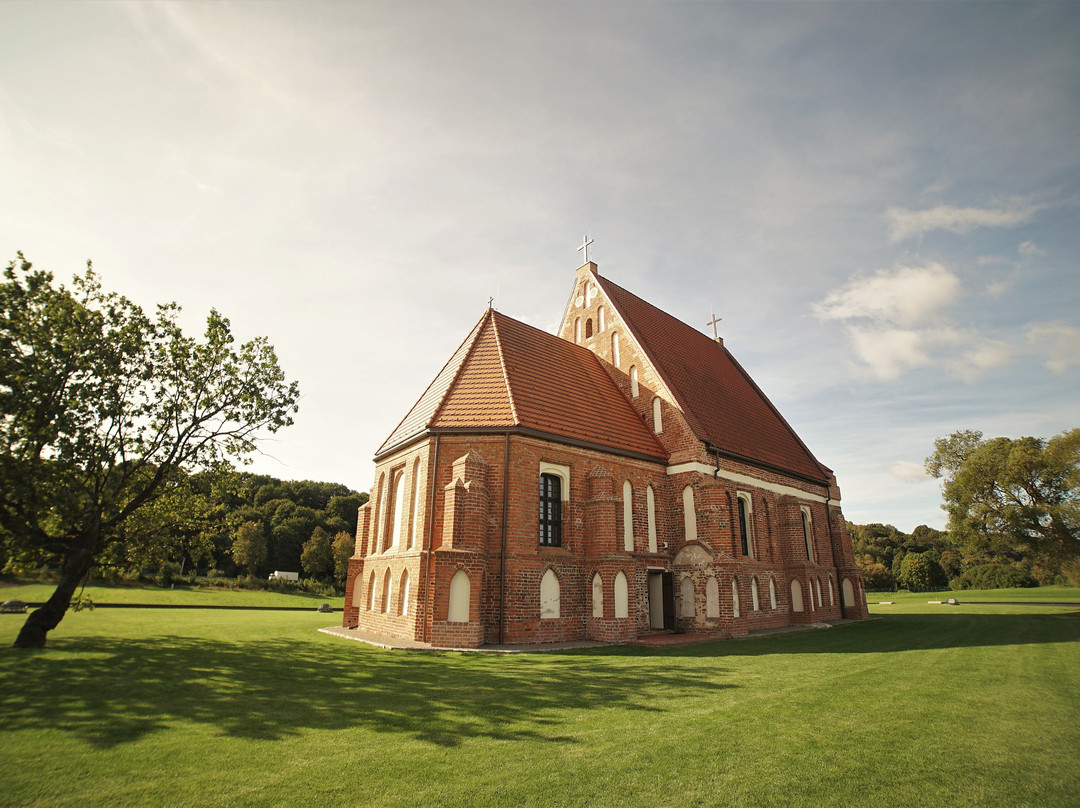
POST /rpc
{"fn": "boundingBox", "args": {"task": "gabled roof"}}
[376,309,667,463]
[596,275,831,483]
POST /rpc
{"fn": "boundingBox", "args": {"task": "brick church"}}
[342,259,869,647]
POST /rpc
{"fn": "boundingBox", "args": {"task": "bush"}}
[949,563,1037,591]
[156,561,182,588]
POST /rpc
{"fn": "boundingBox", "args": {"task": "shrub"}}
[156,561,182,588]
[949,563,1037,591]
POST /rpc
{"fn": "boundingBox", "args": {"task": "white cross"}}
[577,235,594,264]
[707,310,723,339]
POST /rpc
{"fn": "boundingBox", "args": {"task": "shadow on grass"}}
[0,633,733,749]
[587,609,1080,659]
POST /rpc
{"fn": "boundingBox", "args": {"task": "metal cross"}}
[577,235,594,264]
[488,296,494,309]
[707,310,723,339]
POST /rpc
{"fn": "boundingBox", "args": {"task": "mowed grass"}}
[0,590,1078,807]
[4,581,343,608]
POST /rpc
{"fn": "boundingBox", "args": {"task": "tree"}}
[231,520,267,574]
[896,551,948,592]
[926,428,1080,565]
[0,255,299,647]
[300,526,333,580]
[332,530,355,587]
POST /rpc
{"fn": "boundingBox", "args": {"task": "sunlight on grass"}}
[1,594,1077,807]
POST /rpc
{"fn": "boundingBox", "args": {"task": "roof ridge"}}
[489,311,522,426]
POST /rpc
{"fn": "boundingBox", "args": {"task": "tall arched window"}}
[646,485,657,552]
[390,471,405,549]
[367,570,376,610]
[706,576,720,617]
[381,568,391,613]
[732,579,741,618]
[682,485,697,542]
[801,507,815,562]
[611,332,620,367]
[828,577,835,607]
[585,318,593,338]
[680,576,695,617]
[622,480,633,552]
[539,473,562,546]
[791,579,804,612]
[653,397,663,433]
[372,474,385,554]
[614,572,629,618]
[629,365,639,398]
[769,577,777,610]
[592,573,603,617]
[408,459,421,548]
[737,493,753,557]
[751,578,760,611]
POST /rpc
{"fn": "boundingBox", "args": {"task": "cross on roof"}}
[707,310,723,339]
[577,235,594,264]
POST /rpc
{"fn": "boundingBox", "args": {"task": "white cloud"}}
[1027,323,1080,373]
[1018,240,1045,259]
[814,262,961,327]
[946,336,1015,382]
[848,327,933,380]
[886,201,1041,242]
[886,461,929,482]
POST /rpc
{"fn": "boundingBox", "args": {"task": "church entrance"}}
[647,570,676,630]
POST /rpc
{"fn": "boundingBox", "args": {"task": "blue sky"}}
[3,1,1078,531]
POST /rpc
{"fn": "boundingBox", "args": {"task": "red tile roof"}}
[377,309,667,463]
[596,275,831,482]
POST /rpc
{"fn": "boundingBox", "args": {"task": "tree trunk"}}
[12,547,96,648]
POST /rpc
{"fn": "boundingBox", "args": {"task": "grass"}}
[0,589,1078,807]
[866,586,1080,603]
[2,581,343,608]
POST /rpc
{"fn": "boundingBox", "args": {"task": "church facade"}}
[342,261,868,647]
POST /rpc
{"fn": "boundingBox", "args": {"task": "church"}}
[341,258,869,647]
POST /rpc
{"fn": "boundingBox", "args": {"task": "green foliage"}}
[926,428,1080,564]
[860,562,895,590]
[231,520,267,574]
[950,563,1038,591]
[300,526,333,580]
[896,551,949,592]
[0,254,300,646]
[332,530,355,587]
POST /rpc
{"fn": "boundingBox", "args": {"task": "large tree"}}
[925,428,1080,565]
[0,254,299,647]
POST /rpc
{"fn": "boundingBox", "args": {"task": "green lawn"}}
[1,590,1077,807]
[3,581,343,608]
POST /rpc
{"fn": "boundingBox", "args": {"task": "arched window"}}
[575,318,581,343]
[399,569,410,615]
[751,578,760,611]
[372,474,385,554]
[769,577,777,610]
[791,579,804,612]
[598,306,605,332]
[653,397,663,433]
[592,573,603,618]
[622,480,633,552]
[408,459,421,548]
[614,571,629,618]
[706,576,720,617]
[541,569,560,619]
[732,579,741,618]
[611,332,620,367]
[815,578,823,607]
[680,576,695,617]
[390,471,405,549]
[828,577,835,607]
[367,570,376,610]
[381,568,391,613]
[646,485,657,552]
[801,507,815,562]
[448,569,470,622]
[351,578,364,608]
[682,485,697,542]
[630,365,639,398]
[539,473,562,546]
[737,493,753,558]
[585,318,593,338]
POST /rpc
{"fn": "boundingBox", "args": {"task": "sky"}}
[2,1,1078,532]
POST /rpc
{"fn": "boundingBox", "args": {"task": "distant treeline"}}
[849,522,1080,591]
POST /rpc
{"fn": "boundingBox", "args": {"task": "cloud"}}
[1018,240,1045,259]
[1027,323,1080,373]
[886,201,1041,242]
[945,336,1015,383]
[814,262,960,327]
[847,327,933,380]
[886,461,929,482]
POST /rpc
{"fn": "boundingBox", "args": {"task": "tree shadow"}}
[0,633,734,749]
[580,610,1080,658]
